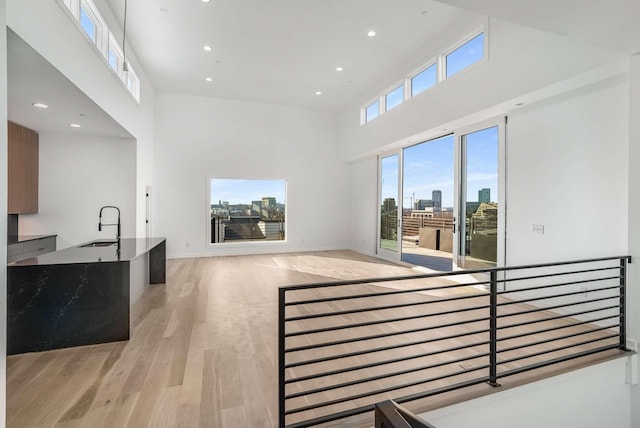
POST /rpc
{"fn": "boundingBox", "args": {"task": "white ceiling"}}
[105,0,471,109]
[7,30,133,139]
[103,0,639,111]
[437,0,640,55]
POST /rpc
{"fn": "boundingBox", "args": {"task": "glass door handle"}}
[453,217,456,233]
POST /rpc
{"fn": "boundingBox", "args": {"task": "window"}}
[108,49,118,71]
[79,6,97,43]
[411,64,437,97]
[366,100,380,122]
[360,27,487,124]
[58,0,141,103]
[385,85,404,112]
[209,178,287,244]
[446,33,484,78]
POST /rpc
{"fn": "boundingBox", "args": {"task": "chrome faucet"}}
[99,206,121,243]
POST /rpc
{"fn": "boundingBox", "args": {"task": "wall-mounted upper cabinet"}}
[8,121,39,214]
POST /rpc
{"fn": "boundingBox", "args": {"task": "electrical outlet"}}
[531,224,544,234]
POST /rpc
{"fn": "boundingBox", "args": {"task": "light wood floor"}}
[6,251,626,428]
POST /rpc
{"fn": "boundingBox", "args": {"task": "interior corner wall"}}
[627,53,640,425]
[7,0,155,238]
[154,93,348,258]
[0,0,9,424]
[505,74,629,265]
[19,133,136,249]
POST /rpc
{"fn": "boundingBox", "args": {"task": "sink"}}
[80,241,118,248]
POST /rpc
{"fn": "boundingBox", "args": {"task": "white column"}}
[627,53,640,425]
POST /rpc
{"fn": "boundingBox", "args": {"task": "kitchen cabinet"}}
[8,121,38,214]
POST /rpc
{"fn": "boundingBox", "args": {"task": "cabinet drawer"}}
[22,237,54,252]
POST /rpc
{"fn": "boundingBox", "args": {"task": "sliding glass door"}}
[377,118,505,271]
[377,152,401,261]
[455,120,505,269]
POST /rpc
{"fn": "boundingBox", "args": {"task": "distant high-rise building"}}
[251,200,262,216]
[414,199,433,210]
[432,190,442,211]
[383,198,397,213]
[261,197,276,218]
[478,188,491,203]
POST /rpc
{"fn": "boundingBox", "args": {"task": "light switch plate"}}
[532,224,544,234]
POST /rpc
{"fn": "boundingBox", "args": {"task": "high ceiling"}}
[105,0,472,109]
[103,0,640,110]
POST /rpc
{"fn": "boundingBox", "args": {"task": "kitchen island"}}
[7,237,166,355]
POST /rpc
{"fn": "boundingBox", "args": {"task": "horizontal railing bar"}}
[498,315,620,342]
[280,256,630,292]
[286,325,490,354]
[497,295,620,319]
[285,363,490,416]
[497,344,627,380]
[498,324,620,354]
[497,284,621,307]
[285,339,491,385]
[497,334,619,365]
[498,275,620,296]
[285,352,490,400]
[285,312,489,338]
[498,305,621,331]
[498,266,620,289]
[283,403,376,428]
[285,293,489,322]
[285,281,489,307]
[393,376,490,407]
[285,325,491,368]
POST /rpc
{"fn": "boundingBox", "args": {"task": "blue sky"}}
[211,179,286,206]
[383,126,498,209]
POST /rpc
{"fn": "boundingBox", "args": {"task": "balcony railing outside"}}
[278,256,631,428]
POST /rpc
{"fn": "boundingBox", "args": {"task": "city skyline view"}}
[382,127,498,211]
[210,178,286,206]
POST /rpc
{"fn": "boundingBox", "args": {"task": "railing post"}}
[488,270,501,387]
[619,257,629,350]
[279,288,286,428]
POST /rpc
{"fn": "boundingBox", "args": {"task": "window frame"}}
[57,0,141,104]
[408,61,438,98]
[441,27,488,80]
[384,83,405,112]
[206,176,289,248]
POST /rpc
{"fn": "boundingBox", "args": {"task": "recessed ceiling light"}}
[32,103,48,109]
[205,77,213,82]
[69,123,81,128]
[315,91,322,95]
[367,30,376,37]
[201,0,210,2]
[335,66,344,72]
[203,45,212,52]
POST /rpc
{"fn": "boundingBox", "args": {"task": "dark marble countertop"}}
[9,237,166,266]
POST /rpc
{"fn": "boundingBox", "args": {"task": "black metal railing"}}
[278,256,632,428]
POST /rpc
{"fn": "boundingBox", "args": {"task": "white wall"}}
[19,133,136,249]
[506,75,629,265]
[0,0,8,424]
[7,0,155,237]
[338,18,626,163]
[348,157,378,255]
[627,53,640,426]
[420,357,630,428]
[154,93,348,258]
